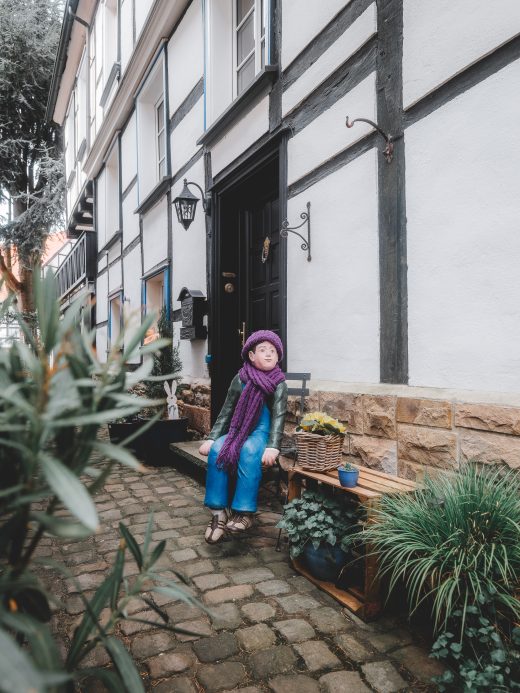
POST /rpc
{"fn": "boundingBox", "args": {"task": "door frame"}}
[209,135,288,421]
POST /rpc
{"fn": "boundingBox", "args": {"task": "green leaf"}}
[105,637,145,693]
[119,523,143,570]
[111,545,126,610]
[77,668,124,692]
[122,312,156,361]
[39,452,98,532]
[66,573,116,668]
[31,513,93,539]
[0,626,45,693]
[146,540,166,569]
[0,612,62,674]
[93,441,144,471]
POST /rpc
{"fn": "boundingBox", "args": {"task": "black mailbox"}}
[177,287,207,340]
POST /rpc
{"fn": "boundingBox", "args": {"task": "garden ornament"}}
[198,329,288,544]
[164,381,179,420]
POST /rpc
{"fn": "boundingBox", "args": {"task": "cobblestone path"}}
[35,451,442,692]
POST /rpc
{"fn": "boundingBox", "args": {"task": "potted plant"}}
[108,307,188,463]
[277,488,361,582]
[338,462,359,488]
[295,411,346,472]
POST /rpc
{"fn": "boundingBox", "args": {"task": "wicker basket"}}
[294,431,344,472]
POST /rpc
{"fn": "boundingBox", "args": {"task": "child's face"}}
[249,341,279,371]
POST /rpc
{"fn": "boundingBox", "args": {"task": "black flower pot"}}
[108,418,188,465]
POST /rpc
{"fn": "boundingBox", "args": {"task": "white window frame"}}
[232,0,266,97]
[155,97,166,180]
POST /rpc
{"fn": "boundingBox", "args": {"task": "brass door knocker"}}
[261,236,271,263]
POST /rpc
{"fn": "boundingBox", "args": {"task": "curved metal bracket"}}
[185,180,211,215]
[346,116,394,163]
[280,202,311,262]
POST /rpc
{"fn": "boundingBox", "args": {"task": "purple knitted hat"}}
[241,330,283,363]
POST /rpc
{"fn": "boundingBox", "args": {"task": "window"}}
[205,0,272,125]
[234,0,265,95]
[109,293,123,347]
[155,99,166,179]
[143,268,170,341]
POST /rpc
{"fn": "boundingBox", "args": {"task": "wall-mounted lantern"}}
[172,179,211,230]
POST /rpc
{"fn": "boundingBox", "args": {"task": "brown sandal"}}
[205,510,229,544]
[226,513,254,533]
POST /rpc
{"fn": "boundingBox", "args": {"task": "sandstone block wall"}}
[286,392,520,481]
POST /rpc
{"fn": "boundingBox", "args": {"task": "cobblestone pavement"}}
[35,450,443,692]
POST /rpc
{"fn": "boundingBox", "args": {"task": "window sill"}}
[197,65,278,147]
[100,62,121,108]
[134,176,171,216]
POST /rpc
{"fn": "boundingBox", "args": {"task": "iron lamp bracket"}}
[280,201,311,262]
[346,116,394,163]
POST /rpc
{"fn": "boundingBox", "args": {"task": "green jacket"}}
[208,374,288,450]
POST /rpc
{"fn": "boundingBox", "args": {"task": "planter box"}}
[108,418,188,465]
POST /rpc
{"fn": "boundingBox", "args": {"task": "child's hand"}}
[262,448,279,467]
[199,440,214,456]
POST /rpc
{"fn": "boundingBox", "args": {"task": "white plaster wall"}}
[122,245,142,364]
[282,0,350,70]
[283,3,376,117]
[167,0,203,116]
[170,98,204,176]
[108,258,122,292]
[407,60,520,393]
[142,197,168,273]
[122,184,139,248]
[170,158,208,380]
[96,271,108,323]
[287,150,380,382]
[96,168,107,250]
[135,0,154,41]
[211,95,269,176]
[121,113,137,192]
[120,0,134,74]
[96,324,108,363]
[287,72,376,185]
[403,0,520,108]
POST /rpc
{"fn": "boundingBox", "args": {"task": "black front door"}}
[212,154,284,418]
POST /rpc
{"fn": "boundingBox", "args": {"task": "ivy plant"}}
[277,488,362,559]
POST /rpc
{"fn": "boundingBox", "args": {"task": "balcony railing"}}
[56,231,97,300]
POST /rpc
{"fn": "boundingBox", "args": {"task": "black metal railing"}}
[55,232,96,300]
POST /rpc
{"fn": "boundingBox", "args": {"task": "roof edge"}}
[45,0,80,124]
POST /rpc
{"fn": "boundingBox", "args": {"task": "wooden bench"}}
[287,463,417,621]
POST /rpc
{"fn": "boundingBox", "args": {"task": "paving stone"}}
[176,535,205,548]
[391,644,445,682]
[361,661,408,693]
[209,603,242,630]
[192,632,238,662]
[275,594,321,614]
[250,645,297,679]
[218,555,258,570]
[153,677,197,693]
[172,548,198,562]
[152,529,181,540]
[241,602,276,623]
[309,607,350,635]
[166,603,205,624]
[119,610,160,635]
[223,688,262,693]
[368,629,414,653]
[294,640,341,672]
[204,584,254,605]
[273,619,316,643]
[270,562,296,578]
[146,651,193,678]
[256,579,291,596]
[193,573,229,591]
[335,632,374,662]
[131,630,176,659]
[231,567,276,584]
[67,572,104,593]
[197,661,247,692]
[268,674,320,693]
[236,623,276,651]
[319,671,372,693]
[175,618,214,642]
[180,559,215,578]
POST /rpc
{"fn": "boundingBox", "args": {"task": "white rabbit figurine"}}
[164,381,179,420]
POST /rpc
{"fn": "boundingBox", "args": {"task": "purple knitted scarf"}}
[216,360,285,472]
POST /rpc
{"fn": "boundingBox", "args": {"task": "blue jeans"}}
[204,404,270,513]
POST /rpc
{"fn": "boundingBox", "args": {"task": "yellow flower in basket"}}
[297,411,346,436]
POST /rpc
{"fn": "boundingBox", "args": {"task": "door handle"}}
[222,272,236,278]
[238,321,246,347]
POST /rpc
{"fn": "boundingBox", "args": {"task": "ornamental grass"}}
[364,463,520,634]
